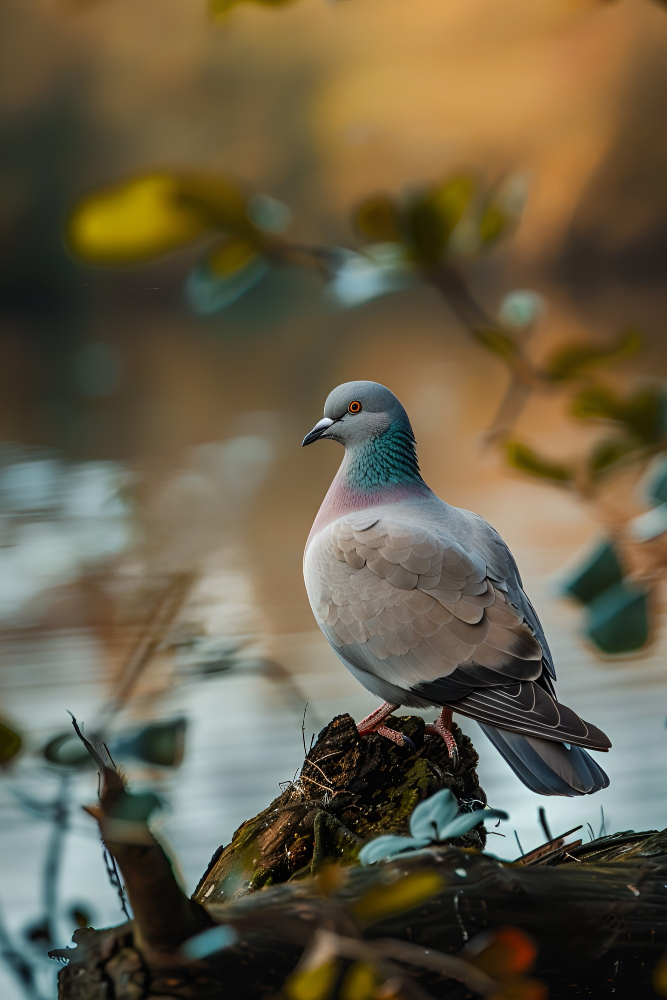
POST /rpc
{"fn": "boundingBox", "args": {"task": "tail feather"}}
[480,724,609,796]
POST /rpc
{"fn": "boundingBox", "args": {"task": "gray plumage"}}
[303,380,611,796]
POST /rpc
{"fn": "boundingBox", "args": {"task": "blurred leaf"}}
[588,437,638,477]
[587,581,650,654]
[209,0,295,19]
[505,442,572,483]
[107,789,162,822]
[629,503,667,542]
[315,862,345,897]
[491,977,548,1000]
[478,203,507,245]
[185,245,270,316]
[248,193,292,233]
[328,245,415,309]
[546,329,642,382]
[353,870,444,921]
[473,327,518,360]
[563,541,623,605]
[571,384,663,443]
[285,960,339,1000]
[498,290,545,330]
[340,963,380,1000]
[407,175,475,266]
[111,717,187,768]
[355,196,401,243]
[68,172,251,266]
[653,951,667,997]
[468,926,537,979]
[43,731,97,768]
[182,924,238,960]
[642,455,667,507]
[70,907,92,930]
[0,719,22,764]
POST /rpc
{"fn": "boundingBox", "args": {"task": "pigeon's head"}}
[302,381,411,448]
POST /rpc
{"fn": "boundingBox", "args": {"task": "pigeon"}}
[302,380,611,796]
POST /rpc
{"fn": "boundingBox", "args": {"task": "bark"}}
[55,713,667,1000]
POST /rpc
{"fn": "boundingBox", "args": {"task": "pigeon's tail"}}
[479,724,610,796]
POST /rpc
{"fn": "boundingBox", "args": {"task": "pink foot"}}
[425,707,458,765]
[357,702,413,748]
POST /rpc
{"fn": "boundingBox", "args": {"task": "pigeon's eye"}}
[348,401,362,414]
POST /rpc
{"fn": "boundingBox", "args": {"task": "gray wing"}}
[305,510,609,751]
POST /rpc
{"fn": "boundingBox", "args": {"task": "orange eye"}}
[348,400,362,414]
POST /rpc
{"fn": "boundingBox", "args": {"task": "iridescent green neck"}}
[343,421,424,491]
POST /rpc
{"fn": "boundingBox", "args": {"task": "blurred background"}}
[2,0,667,995]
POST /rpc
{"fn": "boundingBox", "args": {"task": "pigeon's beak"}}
[302,417,335,447]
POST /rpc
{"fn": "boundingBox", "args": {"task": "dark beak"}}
[302,417,335,447]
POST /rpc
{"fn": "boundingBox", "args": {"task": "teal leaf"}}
[108,789,162,823]
[586,581,650,654]
[358,835,430,866]
[185,253,270,315]
[328,244,416,308]
[498,290,544,329]
[643,456,667,508]
[247,194,292,233]
[111,717,186,768]
[438,806,509,840]
[629,503,667,542]
[182,924,238,959]
[563,541,623,606]
[409,788,459,840]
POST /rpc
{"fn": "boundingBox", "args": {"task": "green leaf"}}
[546,329,642,382]
[571,384,663,443]
[0,719,22,764]
[505,441,572,483]
[586,581,650,654]
[43,731,97,768]
[112,718,187,768]
[478,203,507,245]
[588,437,638,477]
[406,175,475,266]
[562,541,623,605]
[354,196,401,243]
[185,245,270,315]
[473,327,518,360]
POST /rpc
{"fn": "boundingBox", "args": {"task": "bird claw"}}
[425,715,459,767]
[375,725,415,750]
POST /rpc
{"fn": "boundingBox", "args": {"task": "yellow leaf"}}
[285,960,339,1000]
[430,175,475,233]
[352,870,444,922]
[315,862,345,898]
[209,238,260,276]
[209,0,295,18]
[355,196,401,243]
[67,172,250,266]
[654,952,667,997]
[340,962,380,1000]
[479,203,506,245]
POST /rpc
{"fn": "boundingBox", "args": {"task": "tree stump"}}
[55,713,667,1000]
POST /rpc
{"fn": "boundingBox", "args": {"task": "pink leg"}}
[425,707,458,764]
[357,702,399,734]
[356,702,413,748]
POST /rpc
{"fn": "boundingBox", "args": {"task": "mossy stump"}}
[194,712,485,904]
